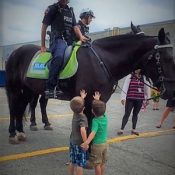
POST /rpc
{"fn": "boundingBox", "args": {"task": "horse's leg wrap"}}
[9,136,19,144]
[16,132,27,141]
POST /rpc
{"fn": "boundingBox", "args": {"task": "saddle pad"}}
[26,42,81,79]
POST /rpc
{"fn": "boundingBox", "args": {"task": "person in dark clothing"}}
[74,8,95,42]
[41,0,87,99]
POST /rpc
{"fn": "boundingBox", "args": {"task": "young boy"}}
[69,89,88,175]
[81,91,109,175]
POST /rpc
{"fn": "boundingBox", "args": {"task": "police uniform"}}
[42,2,76,91]
[73,20,89,42]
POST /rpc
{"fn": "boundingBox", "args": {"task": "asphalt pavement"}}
[0,87,175,175]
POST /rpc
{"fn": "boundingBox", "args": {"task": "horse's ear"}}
[137,25,141,32]
[131,21,137,34]
[158,28,165,43]
[165,32,170,43]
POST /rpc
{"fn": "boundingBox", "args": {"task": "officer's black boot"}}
[55,86,63,97]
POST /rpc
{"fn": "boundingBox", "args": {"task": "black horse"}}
[6,27,175,144]
[29,22,144,131]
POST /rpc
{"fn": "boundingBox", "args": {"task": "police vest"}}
[77,21,89,36]
[73,20,89,42]
[51,3,73,38]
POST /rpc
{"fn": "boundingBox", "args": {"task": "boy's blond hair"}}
[70,96,84,113]
[92,100,106,116]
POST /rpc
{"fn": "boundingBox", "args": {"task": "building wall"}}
[0,40,49,70]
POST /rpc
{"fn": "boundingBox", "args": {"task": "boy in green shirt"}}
[81,91,108,175]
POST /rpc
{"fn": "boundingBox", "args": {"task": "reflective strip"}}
[154,44,173,49]
[136,32,145,35]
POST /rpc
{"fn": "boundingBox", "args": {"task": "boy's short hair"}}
[92,100,106,116]
[70,96,84,113]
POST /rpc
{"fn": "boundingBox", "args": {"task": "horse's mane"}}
[93,34,155,47]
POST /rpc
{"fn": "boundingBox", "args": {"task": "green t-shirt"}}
[91,113,108,144]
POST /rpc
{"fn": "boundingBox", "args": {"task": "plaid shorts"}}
[69,141,86,167]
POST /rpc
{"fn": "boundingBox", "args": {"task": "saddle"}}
[26,41,84,80]
[47,44,75,70]
[47,40,91,71]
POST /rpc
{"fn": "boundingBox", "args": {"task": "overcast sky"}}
[1,0,175,46]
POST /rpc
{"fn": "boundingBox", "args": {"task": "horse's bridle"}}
[143,43,174,98]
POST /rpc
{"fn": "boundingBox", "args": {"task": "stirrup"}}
[45,90,54,99]
[45,90,63,99]
[55,90,63,96]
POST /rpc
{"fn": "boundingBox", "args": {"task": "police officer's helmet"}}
[80,8,95,19]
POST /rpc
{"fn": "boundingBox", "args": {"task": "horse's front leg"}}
[39,95,53,130]
[30,94,39,131]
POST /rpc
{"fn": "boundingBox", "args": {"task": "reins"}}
[89,43,117,94]
[78,41,117,94]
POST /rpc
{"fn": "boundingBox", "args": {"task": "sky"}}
[0,0,175,46]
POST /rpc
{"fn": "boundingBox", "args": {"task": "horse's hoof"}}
[30,125,38,131]
[44,125,53,130]
[17,132,27,141]
[9,136,19,144]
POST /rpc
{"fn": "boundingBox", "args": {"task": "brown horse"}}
[29,22,145,131]
[5,27,175,144]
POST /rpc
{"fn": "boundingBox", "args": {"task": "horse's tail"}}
[5,85,11,113]
[5,86,30,123]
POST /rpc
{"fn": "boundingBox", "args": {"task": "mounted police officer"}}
[41,0,87,99]
[74,8,95,42]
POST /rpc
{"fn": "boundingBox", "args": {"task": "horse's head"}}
[142,28,175,100]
